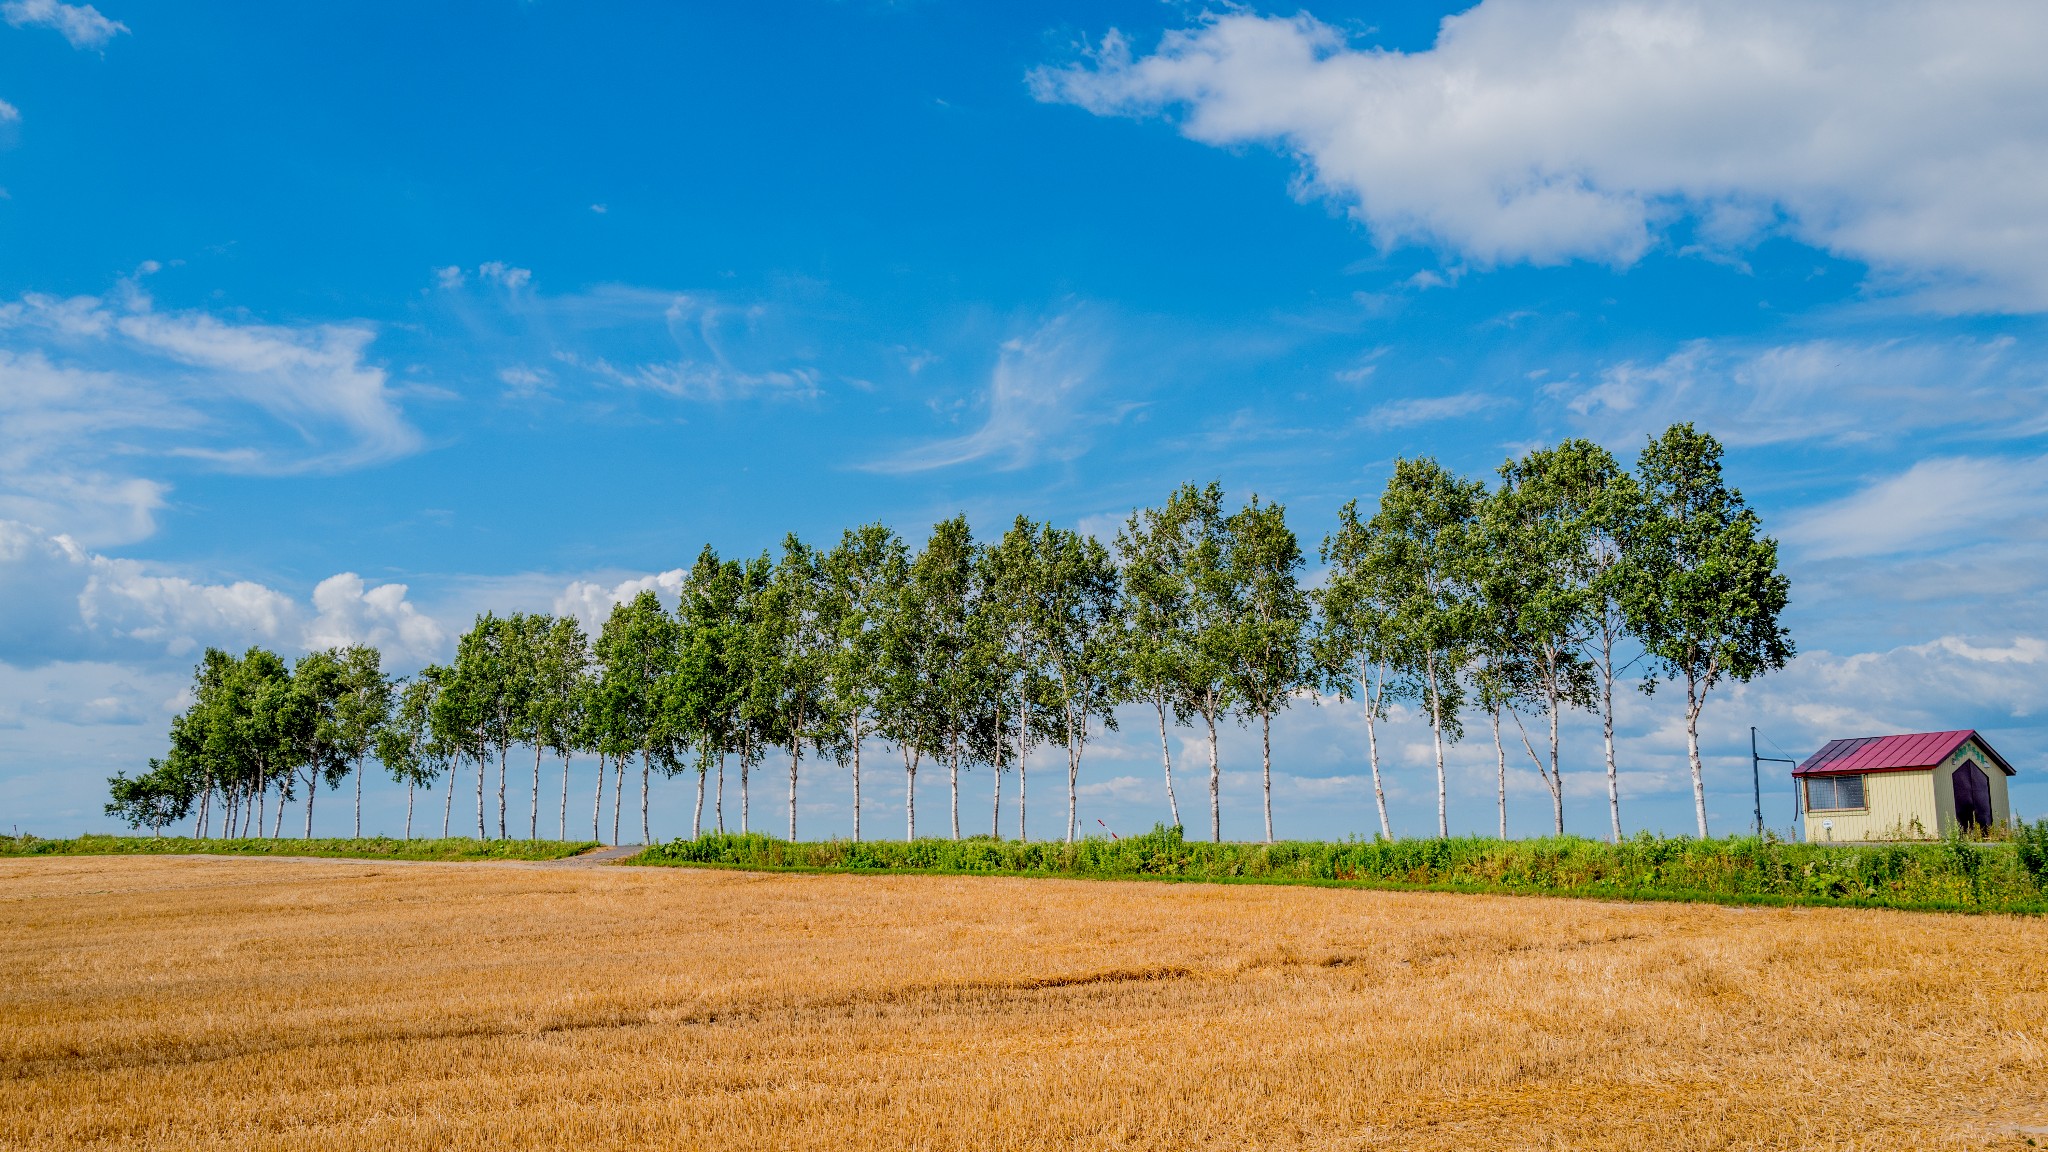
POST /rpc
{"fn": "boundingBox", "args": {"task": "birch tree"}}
[377,673,450,841]
[822,524,907,842]
[1627,424,1794,838]
[765,534,835,840]
[594,591,675,845]
[1479,453,1600,837]
[1313,500,1410,839]
[1013,521,1120,844]
[530,616,589,841]
[1372,459,1482,839]
[1222,495,1309,844]
[1114,498,1195,830]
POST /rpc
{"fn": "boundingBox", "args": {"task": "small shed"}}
[1795,730,2015,842]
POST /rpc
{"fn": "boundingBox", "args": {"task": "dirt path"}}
[545,844,644,866]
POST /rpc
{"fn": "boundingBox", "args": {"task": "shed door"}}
[1952,760,1993,832]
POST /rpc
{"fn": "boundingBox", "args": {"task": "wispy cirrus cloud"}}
[866,312,1106,474]
[1784,456,2048,561]
[1548,336,2048,448]
[0,275,420,544]
[434,269,824,404]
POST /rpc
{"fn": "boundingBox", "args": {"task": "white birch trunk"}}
[1602,621,1623,842]
[788,745,801,841]
[1687,673,1709,838]
[1365,663,1390,839]
[692,758,705,839]
[1206,706,1221,843]
[1261,711,1274,843]
[851,717,864,843]
[1492,705,1507,839]
[612,755,625,846]
[1156,695,1180,829]
[354,759,363,838]
[531,745,542,840]
[1428,655,1447,839]
[903,744,918,841]
[639,752,650,845]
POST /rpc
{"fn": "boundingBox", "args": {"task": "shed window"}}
[1807,775,1865,811]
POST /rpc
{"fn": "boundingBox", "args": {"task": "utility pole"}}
[1751,726,1797,839]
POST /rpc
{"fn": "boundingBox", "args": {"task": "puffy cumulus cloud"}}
[80,561,295,657]
[3,0,126,50]
[303,573,445,663]
[554,569,685,634]
[0,283,420,546]
[1550,336,2048,448]
[1035,2,2048,311]
[0,520,443,667]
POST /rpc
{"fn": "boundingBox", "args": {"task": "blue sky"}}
[5,0,2047,842]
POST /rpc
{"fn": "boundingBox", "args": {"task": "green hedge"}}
[0,834,602,862]
[638,822,2048,914]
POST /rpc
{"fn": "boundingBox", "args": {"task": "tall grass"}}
[643,822,2048,913]
[0,834,600,862]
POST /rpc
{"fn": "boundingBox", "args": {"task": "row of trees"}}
[110,423,1792,843]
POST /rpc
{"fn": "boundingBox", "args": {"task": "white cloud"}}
[0,284,420,544]
[3,0,126,49]
[81,561,296,657]
[0,520,445,666]
[1364,390,1501,429]
[1035,2,2048,311]
[478,261,532,292]
[0,98,18,122]
[1785,456,2048,560]
[304,573,446,663]
[554,568,685,635]
[867,313,1102,473]
[1552,336,2046,448]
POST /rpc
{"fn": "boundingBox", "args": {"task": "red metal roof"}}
[1793,730,2015,777]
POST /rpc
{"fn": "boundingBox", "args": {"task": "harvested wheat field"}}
[5,856,2048,1151]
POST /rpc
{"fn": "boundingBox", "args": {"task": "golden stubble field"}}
[5,856,2048,1151]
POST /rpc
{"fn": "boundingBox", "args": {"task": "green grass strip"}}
[1,834,602,862]
[632,824,2048,916]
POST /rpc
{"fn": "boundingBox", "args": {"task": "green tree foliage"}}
[1627,424,1794,838]
[104,759,193,836]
